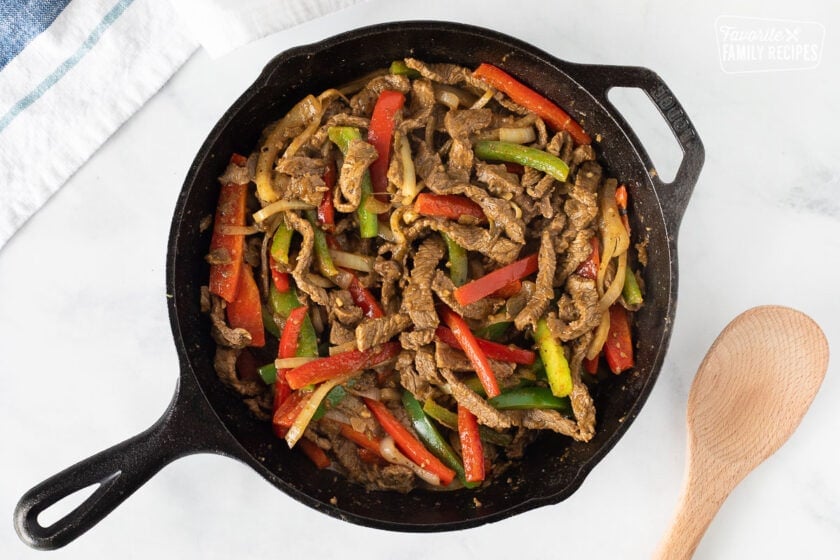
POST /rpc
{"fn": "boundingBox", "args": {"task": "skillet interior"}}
[168,21,682,530]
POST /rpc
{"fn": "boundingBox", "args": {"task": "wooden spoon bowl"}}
[656,305,829,559]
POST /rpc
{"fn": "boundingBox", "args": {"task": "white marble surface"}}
[2,0,839,557]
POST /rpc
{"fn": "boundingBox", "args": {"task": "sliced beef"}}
[374,257,403,313]
[355,313,412,350]
[404,58,471,85]
[474,161,523,198]
[443,109,493,182]
[555,229,595,286]
[208,293,252,349]
[396,349,438,402]
[399,78,435,133]
[428,183,525,244]
[399,328,435,350]
[285,212,329,306]
[328,289,363,327]
[334,139,379,212]
[434,342,517,382]
[514,230,556,332]
[404,218,522,265]
[548,275,601,341]
[439,368,517,430]
[310,114,370,147]
[413,140,451,192]
[329,322,356,346]
[275,157,328,206]
[401,236,445,329]
[349,74,410,117]
[521,409,580,439]
[214,347,263,397]
[568,332,596,441]
[431,270,502,321]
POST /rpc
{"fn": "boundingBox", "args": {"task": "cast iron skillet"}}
[15,21,704,550]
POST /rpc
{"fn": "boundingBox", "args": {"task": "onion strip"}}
[252,200,315,224]
[217,225,260,236]
[499,127,536,144]
[275,356,319,369]
[470,88,495,110]
[379,436,441,486]
[328,249,375,273]
[398,133,418,206]
[286,372,355,448]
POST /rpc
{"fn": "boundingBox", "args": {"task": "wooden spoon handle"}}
[654,468,732,560]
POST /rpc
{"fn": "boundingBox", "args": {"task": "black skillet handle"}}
[572,64,705,239]
[14,373,236,550]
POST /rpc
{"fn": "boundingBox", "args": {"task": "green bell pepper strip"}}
[389,60,421,78]
[443,233,468,287]
[474,321,512,342]
[270,223,294,264]
[261,305,281,338]
[488,386,572,414]
[258,363,278,385]
[305,210,339,277]
[474,140,570,182]
[535,318,573,397]
[327,127,378,239]
[401,391,477,488]
[422,399,514,447]
[623,268,644,306]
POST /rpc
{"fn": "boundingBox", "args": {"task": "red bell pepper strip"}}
[458,405,485,483]
[317,160,337,231]
[491,279,522,299]
[273,390,307,436]
[286,342,400,390]
[298,438,330,469]
[338,423,383,456]
[270,260,291,293]
[226,264,265,347]
[364,398,456,485]
[367,90,406,199]
[357,447,387,466]
[435,326,535,365]
[347,271,384,318]
[604,305,634,374]
[415,193,487,224]
[473,63,591,145]
[229,153,248,167]
[208,182,247,303]
[279,306,309,362]
[503,162,525,175]
[453,253,539,307]
[438,306,501,398]
[584,354,600,375]
[576,237,601,280]
[615,184,630,233]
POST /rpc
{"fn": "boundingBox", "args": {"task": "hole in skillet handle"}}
[574,64,705,240]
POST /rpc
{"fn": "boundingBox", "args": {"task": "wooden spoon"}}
[655,305,829,559]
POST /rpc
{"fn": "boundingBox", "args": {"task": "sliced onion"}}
[329,341,358,356]
[364,196,391,215]
[499,127,536,144]
[329,249,375,273]
[598,252,627,312]
[286,373,355,448]
[378,388,401,402]
[275,356,318,369]
[435,84,477,106]
[398,133,418,206]
[434,88,460,110]
[347,386,380,401]
[332,269,354,290]
[252,200,315,223]
[379,436,441,486]
[377,219,397,242]
[470,88,495,110]
[586,312,611,361]
[255,94,320,203]
[304,273,334,289]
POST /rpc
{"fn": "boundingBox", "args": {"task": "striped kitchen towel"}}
[0,0,368,251]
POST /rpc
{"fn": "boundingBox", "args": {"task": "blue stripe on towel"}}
[0,0,73,71]
[0,0,134,134]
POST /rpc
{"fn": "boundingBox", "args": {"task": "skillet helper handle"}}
[14,376,232,550]
[574,64,705,236]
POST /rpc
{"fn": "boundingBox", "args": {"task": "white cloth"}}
[170,0,367,59]
[0,0,366,251]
